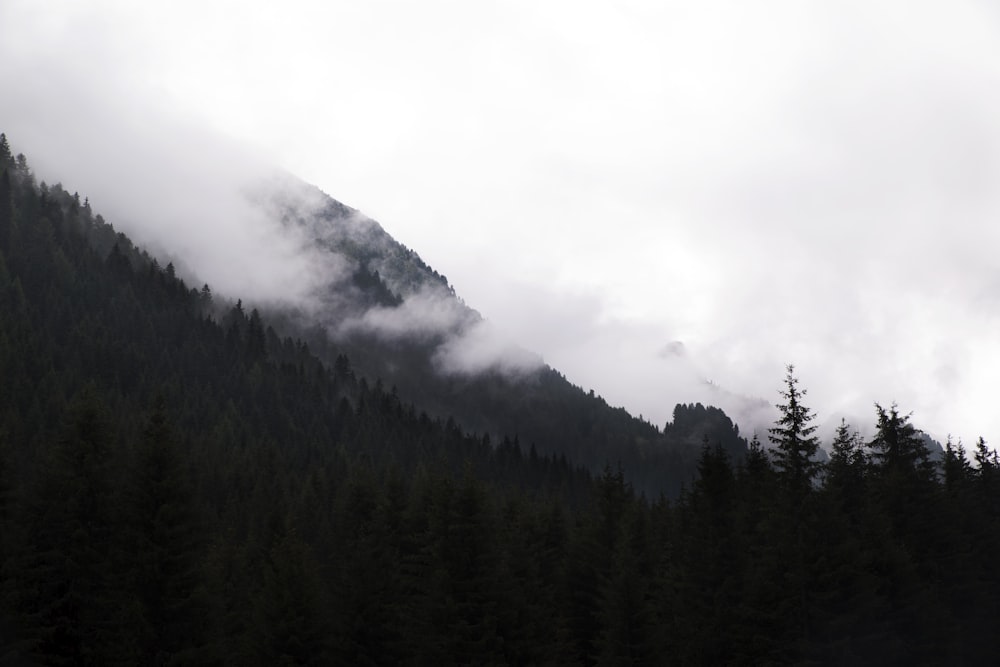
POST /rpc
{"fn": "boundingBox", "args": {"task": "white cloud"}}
[339,284,543,377]
[343,285,470,340]
[3,0,1000,444]
[434,319,543,377]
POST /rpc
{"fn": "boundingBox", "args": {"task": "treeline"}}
[1,135,999,665]
[264,179,715,500]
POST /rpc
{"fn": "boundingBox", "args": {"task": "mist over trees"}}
[0,136,998,664]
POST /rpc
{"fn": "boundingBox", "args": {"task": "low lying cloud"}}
[0,65,336,306]
[336,283,542,376]
[240,170,544,377]
[342,285,468,339]
[433,319,543,377]
[5,0,1000,446]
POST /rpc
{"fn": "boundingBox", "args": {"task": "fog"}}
[0,73,325,304]
[337,283,543,376]
[3,0,1000,443]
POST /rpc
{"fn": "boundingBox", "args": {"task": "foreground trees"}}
[0,136,998,664]
[769,365,822,501]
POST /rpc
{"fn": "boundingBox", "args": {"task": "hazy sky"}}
[2,0,1000,443]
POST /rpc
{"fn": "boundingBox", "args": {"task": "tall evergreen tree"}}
[869,403,934,481]
[245,308,267,363]
[866,402,942,657]
[766,368,827,658]
[942,436,972,495]
[128,398,210,665]
[256,531,331,665]
[768,365,821,500]
[0,168,12,254]
[10,390,132,665]
[972,436,1000,518]
[0,134,12,168]
[974,437,997,481]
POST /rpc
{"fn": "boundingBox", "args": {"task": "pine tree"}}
[973,437,997,482]
[246,308,267,363]
[11,389,131,665]
[442,471,503,663]
[0,431,11,600]
[327,470,404,665]
[823,419,867,522]
[668,442,745,662]
[869,403,934,481]
[198,283,213,313]
[972,436,999,518]
[866,402,942,657]
[128,398,210,664]
[0,168,12,255]
[942,436,972,495]
[766,368,829,658]
[594,509,655,666]
[768,365,821,501]
[256,531,331,665]
[0,134,12,167]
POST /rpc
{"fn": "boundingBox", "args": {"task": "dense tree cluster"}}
[264,188,717,501]
[0,136,998,664]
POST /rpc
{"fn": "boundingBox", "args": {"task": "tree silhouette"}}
[768,365,822,501]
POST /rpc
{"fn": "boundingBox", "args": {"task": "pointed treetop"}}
[868,402,938,488]
[974,436,998,475]
[0,133,11,165]
[768,365,822,496]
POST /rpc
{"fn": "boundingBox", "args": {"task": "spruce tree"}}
[942,436,972,495]
[767,368,826,657]
[11,390,131,665]
[256,531,331,665]
[768,365,821,500]
[973,437,997,482]
[0,168,12,254]
[869,403,933,481]
[128,398,210,664]
[0,134,12,167]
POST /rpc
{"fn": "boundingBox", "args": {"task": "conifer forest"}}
[1,135,999,665]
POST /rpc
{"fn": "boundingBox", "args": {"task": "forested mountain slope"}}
[2,135,999,665]
[0,134,594,663]
[253,172,745,497]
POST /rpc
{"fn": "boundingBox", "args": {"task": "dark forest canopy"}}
[1,135,999,665]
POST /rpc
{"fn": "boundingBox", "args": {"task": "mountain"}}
[0,131,740,662]
[0,130,747,502]
[0,135,594,663]
[231,168,750,496]
[2,133,999,665]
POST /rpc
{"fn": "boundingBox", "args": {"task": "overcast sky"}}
[2,0,1000,444]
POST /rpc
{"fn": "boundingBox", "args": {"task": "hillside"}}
[238,167,747,496]
[0,133,594,663]
[3,135,999,665]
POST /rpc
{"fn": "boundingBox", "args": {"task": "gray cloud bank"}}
[3,0,1000,445]
[0,6,540,378]
[247,170,544,376]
